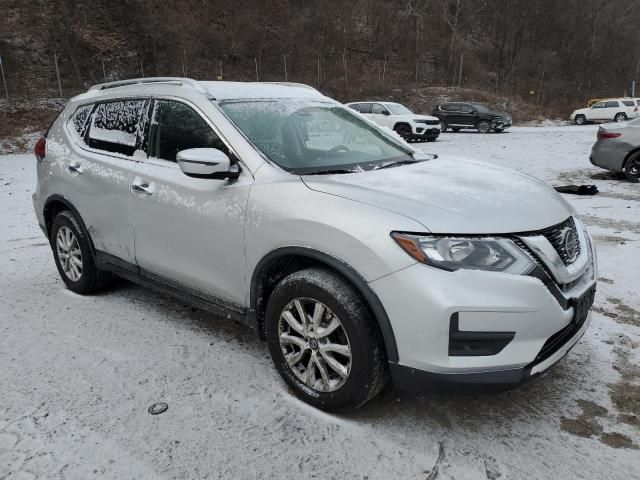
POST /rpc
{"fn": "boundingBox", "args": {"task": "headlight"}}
[391,233,535,274]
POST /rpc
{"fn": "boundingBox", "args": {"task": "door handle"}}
[67,162,83,174]
[131,180,155,195]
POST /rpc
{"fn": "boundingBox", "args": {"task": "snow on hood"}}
[302,156,573,234]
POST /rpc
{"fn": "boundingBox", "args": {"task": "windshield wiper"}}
[373,159,424,170]
[302,168,357,175]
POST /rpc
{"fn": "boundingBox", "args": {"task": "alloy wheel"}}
[278,297,352,392]
[56,226,83,282]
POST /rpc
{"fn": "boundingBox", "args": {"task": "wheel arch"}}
[392,121,412,131]
[250,246,399,362]
[623,147,640,168]
[43,195,96,257]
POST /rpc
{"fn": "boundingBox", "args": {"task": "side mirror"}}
[382,110,391,116]
[176,148,239,180]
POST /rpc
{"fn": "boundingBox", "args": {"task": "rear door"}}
[130,98,252,306]
[62,98,147,264]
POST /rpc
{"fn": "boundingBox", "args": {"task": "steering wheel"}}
[325,145,351,156]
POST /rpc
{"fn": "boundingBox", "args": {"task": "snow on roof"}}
[200,81,326,100]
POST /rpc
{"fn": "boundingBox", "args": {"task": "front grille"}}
[417,119,440,125]
[538,217,581,265]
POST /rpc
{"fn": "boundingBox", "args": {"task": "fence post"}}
[457,52,463,88]
[140,59,145,78]
[342,48,348,91]
[182,49,188,77]
[382,53,387,85]
[102,59,107,82]
[317,56,321,89]
[283,55,287,82]
[54,52,63,98]
[0,54,8,99]
[254,57,259,81]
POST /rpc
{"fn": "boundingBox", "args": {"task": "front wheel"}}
[426,135,438,142]
[394,124,412,141]
[624,152,640,182]
[477,120,491,133]
[574,114,586,125]
[265,268,387,411]
[614,112,628,122]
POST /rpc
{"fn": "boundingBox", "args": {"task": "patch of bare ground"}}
[593,299,640,328]
[580,215,640,235]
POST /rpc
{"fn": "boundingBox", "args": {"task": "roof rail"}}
[87,77,208,94]
[259,82,318,92]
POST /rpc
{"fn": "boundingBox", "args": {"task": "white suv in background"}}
[345,101,441,142]
[33,78,597,411]
[570,98,640,125]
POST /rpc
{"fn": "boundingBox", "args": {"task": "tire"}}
[614,112,627,122]
[426,135,438,142]
[494,128,504,133]
[394,124,412,141]
[477,120,491,133]
[265,268,387,411]
[451,127,461,132]
[440,122,447,132]
[574,114,586,125]
[51,210,112,294]
[624,151,640,183]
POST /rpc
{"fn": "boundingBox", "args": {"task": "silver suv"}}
[33,78,597,411]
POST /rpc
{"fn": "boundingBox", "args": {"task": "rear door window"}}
[358,103,372,114]
[149,100,228,162]
[605,101,619,108]
[87,99,147,156]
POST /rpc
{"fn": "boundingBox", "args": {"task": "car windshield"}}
[219,99,416,174]
[385,103,413,115]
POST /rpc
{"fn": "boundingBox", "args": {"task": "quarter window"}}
[622,100,635,107]
[87,100,146,156]
[70,104,93,135]
[149,100,228,162]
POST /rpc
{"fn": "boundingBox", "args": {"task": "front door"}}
[130,99,253,306]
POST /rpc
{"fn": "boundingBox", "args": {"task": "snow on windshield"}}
[385,103,413,115]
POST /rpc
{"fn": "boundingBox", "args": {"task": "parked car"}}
[345,101,441,142]
[431,102,512,133]
[590,117,640,182]
[33,78,597,411]
[570,98,640,125]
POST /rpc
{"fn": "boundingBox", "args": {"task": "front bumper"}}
[412,126,440,139]
[370,223,596,392]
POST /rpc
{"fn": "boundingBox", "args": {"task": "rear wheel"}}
[477,120,491,133]
[51,210,111,293]
[574,114,586,125]
[394,124,412,141]
[614,112,628,122]
[440,122,447,132]
[265,268,387,411]
[624,152,640,182]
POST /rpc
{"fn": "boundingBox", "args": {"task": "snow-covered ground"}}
[1,125,639,479]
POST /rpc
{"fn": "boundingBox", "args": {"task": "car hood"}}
[302,156,573,234]
[411,114,440,122]
[572,108,589,115]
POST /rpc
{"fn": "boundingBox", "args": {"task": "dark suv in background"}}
[432,102,512,133]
